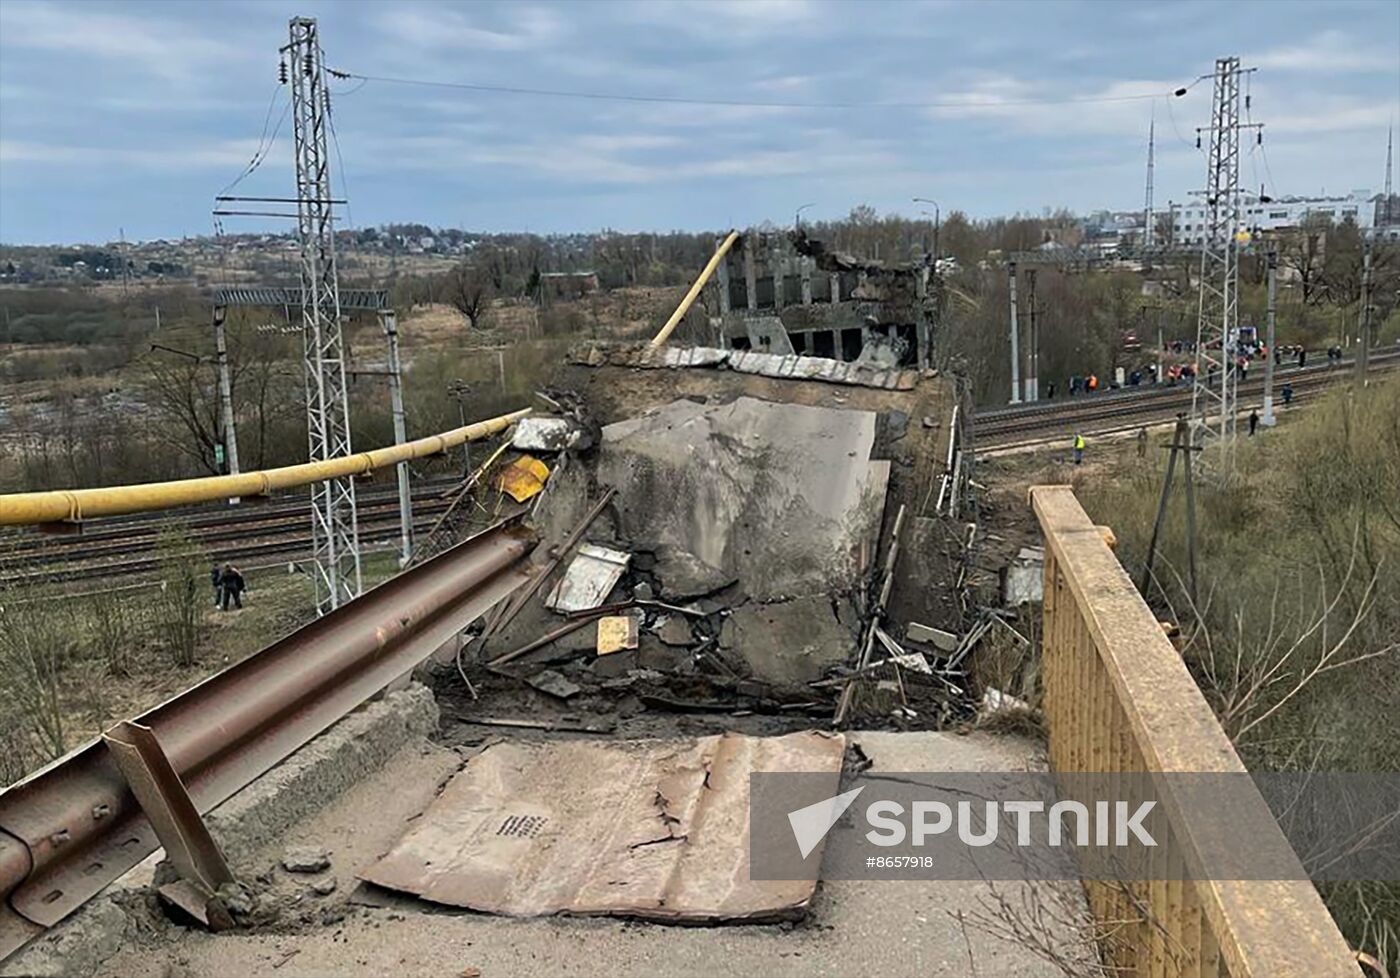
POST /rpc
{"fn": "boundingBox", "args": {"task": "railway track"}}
[972,349,1399,448]
[0,475,466,588]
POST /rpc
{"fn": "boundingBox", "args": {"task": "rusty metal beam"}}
[0,521,536,961]
[102,722,234,927]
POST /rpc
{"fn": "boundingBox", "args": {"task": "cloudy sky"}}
[1,0,1397,244]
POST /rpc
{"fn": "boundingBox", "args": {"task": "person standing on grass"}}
[1249,409,1259,436]
[210,563,224,608]
[1073,433,1085,465]
[220,564,246,611]
[1136,427,1148,458]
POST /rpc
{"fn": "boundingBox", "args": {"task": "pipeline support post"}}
[212,305,241,497]
[380,309,413,565]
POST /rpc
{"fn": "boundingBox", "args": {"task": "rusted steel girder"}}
[0,521,537,961]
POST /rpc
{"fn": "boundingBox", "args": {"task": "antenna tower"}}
[284,16,361,614]
[1190,57,1259,458]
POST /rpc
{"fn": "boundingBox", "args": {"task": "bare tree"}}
[443,262,495,330]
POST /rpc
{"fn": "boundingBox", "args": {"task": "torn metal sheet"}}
[545,544,631,612]
[497,455,550,502]
[359,732,845,921]
[596,614,639,655]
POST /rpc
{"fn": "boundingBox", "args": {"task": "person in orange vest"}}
[1087,373,1099,393]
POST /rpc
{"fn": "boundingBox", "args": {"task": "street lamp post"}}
[913,197,940,260]
[795,202,816,229]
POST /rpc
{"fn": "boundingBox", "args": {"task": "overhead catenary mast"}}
[284,16,362,614]
[1189,56,1260,459]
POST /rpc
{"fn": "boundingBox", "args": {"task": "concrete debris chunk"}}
[906,622,959,653]
[513,417,582,453]
[281,847,331,874]
[526,669,582,700]
[656,616,693,647]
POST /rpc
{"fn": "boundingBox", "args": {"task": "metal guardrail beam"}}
[0,520,536,961]
[1031,485,1358,978]
[212,287,390,311]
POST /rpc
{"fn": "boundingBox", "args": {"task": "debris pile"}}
[454,382,978,728]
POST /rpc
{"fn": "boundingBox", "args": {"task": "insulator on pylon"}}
[1196,134,1201,149]
[278,60,288,84]
[1257,132,1262,145]
[304,52,313,77]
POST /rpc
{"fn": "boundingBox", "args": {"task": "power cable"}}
[217,82,290,199]
[328,67,1204,111]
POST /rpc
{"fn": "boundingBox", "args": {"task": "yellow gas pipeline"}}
[0,408,531,527]
[649,230,740,348]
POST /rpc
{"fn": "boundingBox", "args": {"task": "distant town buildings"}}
[1167,190,1400,245]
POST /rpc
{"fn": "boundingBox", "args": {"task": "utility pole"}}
[285,15,361,614]
[1385,127,1394,228]
[212,306,242,492]
[1356,243,1374,387]
[1262,247,1278,425]
[1008,261,1022,404]
[1190,56,1260,460]
[1026,268,1039,401]
[1143,111,1156,249]
[381,310,413,566]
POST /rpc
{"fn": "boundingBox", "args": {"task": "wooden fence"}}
[1032,485,1359,978]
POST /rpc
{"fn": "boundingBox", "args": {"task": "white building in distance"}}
[1167,191,1400,245]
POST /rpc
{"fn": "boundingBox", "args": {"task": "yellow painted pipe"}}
[0,408,532,527]
[649,230,740,348]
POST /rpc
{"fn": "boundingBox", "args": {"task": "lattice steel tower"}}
[1190,57,1258,455]
[285,17,361,613]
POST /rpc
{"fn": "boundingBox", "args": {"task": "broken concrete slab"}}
[358,732,846,921]
[597,397,887,604]
[727,595,857,685]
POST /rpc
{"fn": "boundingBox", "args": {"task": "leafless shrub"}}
[0,587,73,765]
[153,526,207,668]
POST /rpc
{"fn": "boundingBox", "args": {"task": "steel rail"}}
[0,409,531,527]
[973,354,1399,445]
[0,520,537,961]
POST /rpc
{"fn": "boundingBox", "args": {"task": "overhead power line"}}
[328,67,1206,111]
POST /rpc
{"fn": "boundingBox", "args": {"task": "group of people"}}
[210,563,247,611]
